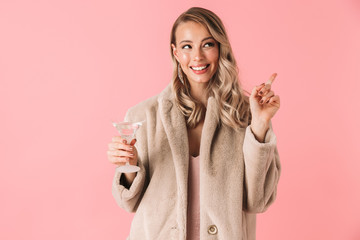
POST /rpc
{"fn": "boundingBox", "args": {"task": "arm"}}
[111,109,148,213]
[242,120,281,213]
[112,159,146,212]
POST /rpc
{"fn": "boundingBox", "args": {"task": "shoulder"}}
[125,94,159,122]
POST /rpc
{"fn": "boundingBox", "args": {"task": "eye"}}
[182,44,191,49]
[204,42,215,47]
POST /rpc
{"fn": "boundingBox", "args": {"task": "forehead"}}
[175,21,212,43]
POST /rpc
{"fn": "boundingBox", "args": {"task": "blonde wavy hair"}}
[170,7,251,129]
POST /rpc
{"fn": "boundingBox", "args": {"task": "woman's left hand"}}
[249,73,281,124]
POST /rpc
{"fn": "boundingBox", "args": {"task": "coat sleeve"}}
[242,120,281,213]
[112,160,146,212]
[111,109,148,213]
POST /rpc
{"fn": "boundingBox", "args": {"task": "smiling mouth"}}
[190,64,210,70]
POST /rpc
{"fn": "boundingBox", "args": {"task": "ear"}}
[171,43,180,62]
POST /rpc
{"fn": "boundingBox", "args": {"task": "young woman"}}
[108,7,281,240]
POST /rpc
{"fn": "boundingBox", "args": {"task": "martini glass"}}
[112,121,144,173]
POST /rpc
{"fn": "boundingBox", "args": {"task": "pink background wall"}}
[1,0,360,239]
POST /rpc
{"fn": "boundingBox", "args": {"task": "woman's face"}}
[172,21,219,85]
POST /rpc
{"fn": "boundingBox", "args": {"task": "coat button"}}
[208,225,218,235]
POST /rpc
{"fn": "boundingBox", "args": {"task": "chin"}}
[191,75,214,82]
[190,78,211,84]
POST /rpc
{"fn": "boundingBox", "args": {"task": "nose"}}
[193,47,204,61]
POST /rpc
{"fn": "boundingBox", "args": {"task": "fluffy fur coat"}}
[112,84,281,240]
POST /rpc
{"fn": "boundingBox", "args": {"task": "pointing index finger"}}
[265,73,277,86]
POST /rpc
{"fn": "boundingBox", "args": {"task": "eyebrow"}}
[179,36,215,45]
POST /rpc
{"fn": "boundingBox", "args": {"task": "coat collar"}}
[158,83,220,236]
[157,83,220,123]
[157,84,220,155]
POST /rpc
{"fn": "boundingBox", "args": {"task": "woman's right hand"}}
[107,137,138,168]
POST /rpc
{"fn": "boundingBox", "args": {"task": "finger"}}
[265,73,277,86]
[107,150,134,158]
[259,73,277,96]
[251,86,260,98]
[114,162,126,166]
[112,136,127,143]
[258,84,271,96]
[260,90,275,104]
[112,136,135,146]
[129,138,137,146]
[255,83,265,91]
[268,95,280,106]
[109,156,131,164]
[108,142,133,151]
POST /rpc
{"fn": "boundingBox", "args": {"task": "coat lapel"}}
[158,84,189,239]
[200,96,220,175]
[158,84,220,238]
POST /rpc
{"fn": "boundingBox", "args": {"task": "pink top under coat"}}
[186,155,200,240]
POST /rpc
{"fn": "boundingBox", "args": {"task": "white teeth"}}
[192,65,208,70]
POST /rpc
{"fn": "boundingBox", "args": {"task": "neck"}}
[189,81,208,107]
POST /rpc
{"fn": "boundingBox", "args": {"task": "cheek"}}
[178,52,190,63]
[208,50,219,63]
